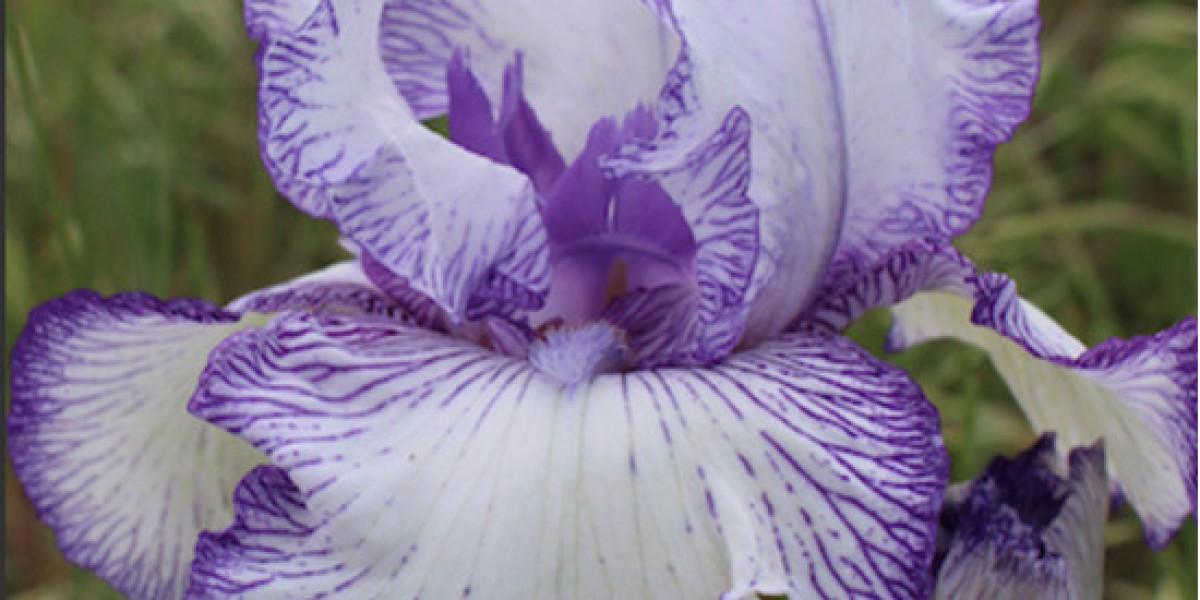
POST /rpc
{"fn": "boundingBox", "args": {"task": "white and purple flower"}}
[933,435,1110,600]
[8,0,1195,599]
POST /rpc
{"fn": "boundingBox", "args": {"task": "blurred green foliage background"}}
[4,0,1196,598]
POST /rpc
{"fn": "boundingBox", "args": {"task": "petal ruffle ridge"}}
[189,313,947,599]
[822,0,1042,272]
[644,0,1040,344]
[891,273,1197,549]
[797,238,975,334]
[244,0,320,40]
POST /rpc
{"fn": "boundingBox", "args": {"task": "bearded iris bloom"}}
[7,0,1196,599]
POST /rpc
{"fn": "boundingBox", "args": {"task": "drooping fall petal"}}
[188,312,947,599]
[892,274,1196,548]
[8,263,409,599]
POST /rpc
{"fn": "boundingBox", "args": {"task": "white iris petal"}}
[8,294,267,599]
[892,287,1196,548]
[188,313,947,599]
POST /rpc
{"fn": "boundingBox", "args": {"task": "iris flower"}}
[8,0,1195,598]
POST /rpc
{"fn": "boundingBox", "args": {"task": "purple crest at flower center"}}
[445,52,697,328]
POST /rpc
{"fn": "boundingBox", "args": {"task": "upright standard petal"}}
[934,437,1108,600]
[7,263,409,599]
[8,293,265,600]
[818,0,1041,271]
[634,0,1040,345]
[377,0,679,157]
[891,273,1197,548]
[189,313,947,599]
[257,0,548,319]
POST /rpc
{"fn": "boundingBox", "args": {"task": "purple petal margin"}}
[633,0,1040,347]
[826,0,1042,275]
[186,465,318,599]
[970,273,1197,548]
[8,292,257,600]
[187,312,945,598]
[244,0,321,41]
[891,271,1197,549]
[7,263,425,599]
[794,233,1195,549]
[255,0,549,319]
[795,238,975,334]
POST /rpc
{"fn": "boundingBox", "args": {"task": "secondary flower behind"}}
[933,434,1109,600]
[8,0,1196,599]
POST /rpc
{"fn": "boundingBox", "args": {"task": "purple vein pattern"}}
[8,293,263,600]
[934,437,1109,599]
[256,0,549,319]
[890,271,1197,549]
[8,0,1198,598]
[6,263,418,599]
[615,0,1042,349]
[245,0,322,41]
[823,0,1042,272]
[797,238,976,335]
[187,313,946,599]
[601,107,759,366]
